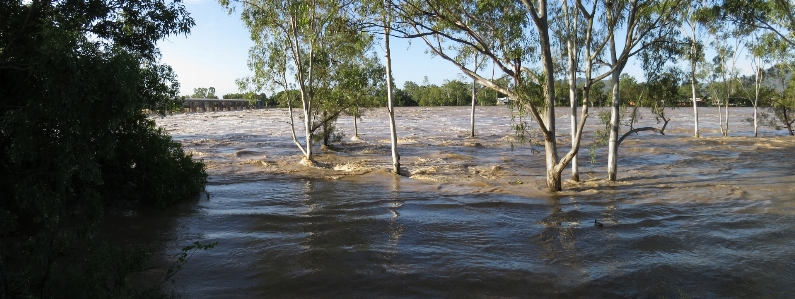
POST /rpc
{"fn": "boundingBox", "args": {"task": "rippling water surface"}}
[113,107,795,298]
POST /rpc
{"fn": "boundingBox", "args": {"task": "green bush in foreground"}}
[0,0,205,298]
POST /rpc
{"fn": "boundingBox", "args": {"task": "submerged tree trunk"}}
[470,55,477,138]
[301,90,314,161]
[724,98,730,137]
[286,93,308,158]
[718,102,725,136]
[607,70,621,182]
[353,108,359,138]
[782,107,795,136]
[538,14,561,192]
[691,62,700,138]
[753,60,761,137]
[403,0,593,192]
[565,3,579,182]
[384,20,400,175]
[322,110,330,147]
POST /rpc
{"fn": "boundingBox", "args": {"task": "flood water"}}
[113,106,795,298]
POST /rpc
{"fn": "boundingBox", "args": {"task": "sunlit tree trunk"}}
[564,0,579,182]
[535,5,561,192]
[384,7,400,174]
[353,107,360,138]
[691,64,700,138]
[753,58,762,137]
[607,70,621,182]
[683,13,702,138]
[718,99,724,136]
[687,22,700,138]
[399,0,591,191]
[606,17,622,182]
[470,54,477,138]
[301,89,314,161]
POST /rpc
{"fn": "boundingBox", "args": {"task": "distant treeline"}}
[221,78,511,108]
[216,72,780,109]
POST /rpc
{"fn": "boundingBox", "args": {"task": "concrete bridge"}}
[181,98,252,113]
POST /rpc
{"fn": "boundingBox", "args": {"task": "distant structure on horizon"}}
[181,98,252,113]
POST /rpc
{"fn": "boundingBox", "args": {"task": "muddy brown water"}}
[108,107,795,298]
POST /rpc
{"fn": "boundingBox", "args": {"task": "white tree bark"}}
[533,3,562,192]
[688,27,700,138]
[353,108,359,138]
[470,54,477,138]
[564,0,580,182]
[691,66,700,138]
[399,0,594,191]
[607,70,621,182]
[384,12,400,175]
[606,10,621,182]
[753,57,762,137]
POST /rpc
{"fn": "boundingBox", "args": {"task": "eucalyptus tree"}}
[575,0,682,181]
[335,53,386,140]
[600,0,682,181]
[718,0,795,48]
[757,34,795,135]
[747,33,773,137]
[455,46,488,138]
[357,0,402,173]
[617,65,683,143]
[575,0,611,119]
[771,76,795,135]
[393,0,591,191]
[192,87,218,98]
[449,32,499,137]
[679,1,709,138]
[377,0,402,174]
[553,0,586,181]
[222,0,369,162]
[707,33,745,137]
[469,56,485,137]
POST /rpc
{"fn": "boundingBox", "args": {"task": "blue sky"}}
[159,0,750,98]
[158,0,467,97]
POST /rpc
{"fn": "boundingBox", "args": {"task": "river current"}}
[110,106,795,298]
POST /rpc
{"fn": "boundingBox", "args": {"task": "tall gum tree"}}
[382,0,401,174]
[393,0,591,192]
[222,0,366,162]
[576,0,611,143]
[455,46,487,138]
[718,0,795,48]
[357,0,402,174]
[746,33,775,137]
[679,1,709,138]
[717,0,795,136]
[335,53,385,140]
[756,34,795,135]
[706,32,745,137]
[599,0,682,182]
[552,0,587,182]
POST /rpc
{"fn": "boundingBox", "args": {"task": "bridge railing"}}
[181,98,253,113]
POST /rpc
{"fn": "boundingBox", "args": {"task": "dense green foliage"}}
[402,79,500,107]
[191,87,218,99]
[0,0,206,297]
[760,66,795,135]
